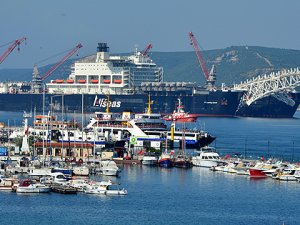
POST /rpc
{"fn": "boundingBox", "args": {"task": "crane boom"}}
[41,43,82,81]
[141,43,152,56]
[0,37,27,64]
[188,32,210,81]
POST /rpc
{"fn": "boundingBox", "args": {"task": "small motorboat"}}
[16,179,51,193]
[84,180,127,195]
[96,160,120,176]
[142,152,158,166]
[72,166,90,176]
[67,179,90,192]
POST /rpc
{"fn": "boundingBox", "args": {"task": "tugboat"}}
[164,99,198,122]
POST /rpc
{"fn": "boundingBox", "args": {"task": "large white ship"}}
[46,43,163,95]
[0,42,243,117]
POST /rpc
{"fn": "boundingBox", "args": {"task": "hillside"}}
[1,46,300,86]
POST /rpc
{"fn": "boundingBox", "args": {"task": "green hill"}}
[1,46,300,86]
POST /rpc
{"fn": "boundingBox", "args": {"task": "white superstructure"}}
[46,43,163,95]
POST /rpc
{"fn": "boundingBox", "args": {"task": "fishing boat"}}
[164,99,198,122]
[172,155,193,168]
[158,152,173,168]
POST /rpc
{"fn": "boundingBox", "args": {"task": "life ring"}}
[132,162,137,165]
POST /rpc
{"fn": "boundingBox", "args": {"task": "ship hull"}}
[0,90,298,118]
[0,90,242,117]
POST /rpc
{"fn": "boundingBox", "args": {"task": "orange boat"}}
[91,79,99,84]
[103,79,111,84]
[78,79,86,84]
[114,79,122,84]
[66,79,74,84]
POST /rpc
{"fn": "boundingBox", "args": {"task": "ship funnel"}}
[97,43,109,53]
[96,43,109,62]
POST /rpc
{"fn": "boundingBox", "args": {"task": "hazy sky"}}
[1,0,300,68]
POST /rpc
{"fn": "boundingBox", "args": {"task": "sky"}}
[1,0,300,69]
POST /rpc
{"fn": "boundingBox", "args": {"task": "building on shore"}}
[33,141,94,159]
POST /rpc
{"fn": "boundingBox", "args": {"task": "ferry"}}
[86,96,215,149]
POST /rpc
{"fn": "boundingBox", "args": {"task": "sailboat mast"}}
[182,122,185,156]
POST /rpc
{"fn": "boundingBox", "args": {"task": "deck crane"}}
[188,32,216,89]
[41,43,82,81]
[0,37,27,64]
[141,43,152,56]
[32,43,82,93]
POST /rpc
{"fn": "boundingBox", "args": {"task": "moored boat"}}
[192,146,221,168]
[172,155,193,168]
[96,160,120,176]
[84,180,127,195]
[142,152,158,166]
[16,179,51,193]
[158,153,173,168]
[0,176,18,191]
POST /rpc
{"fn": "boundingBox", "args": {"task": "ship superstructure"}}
[46,43,163,95]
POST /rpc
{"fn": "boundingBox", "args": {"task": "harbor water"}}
[0,111,300,225]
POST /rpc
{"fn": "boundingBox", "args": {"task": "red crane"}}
[0,37,27,64]
[189,32,216,87]
[41,43,82,81]
[141,43,152,56]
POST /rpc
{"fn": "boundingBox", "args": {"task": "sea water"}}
[0,111,299,225]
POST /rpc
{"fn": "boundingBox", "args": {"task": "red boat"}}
[249,168,267,178]
[164,99,198,122]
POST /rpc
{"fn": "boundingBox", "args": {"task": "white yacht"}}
[96,160,120,176]
[142,152,158,166]
[192,146,221,168]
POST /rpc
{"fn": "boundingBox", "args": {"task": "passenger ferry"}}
[86,96,215,149]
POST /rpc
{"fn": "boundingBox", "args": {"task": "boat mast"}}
[147,94,152,114]
[181,122,185,156]
[106,94,110,113]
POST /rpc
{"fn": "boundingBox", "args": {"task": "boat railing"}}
[92,123,133,128]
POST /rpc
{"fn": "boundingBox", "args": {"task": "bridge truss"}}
[233,68,300,109]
